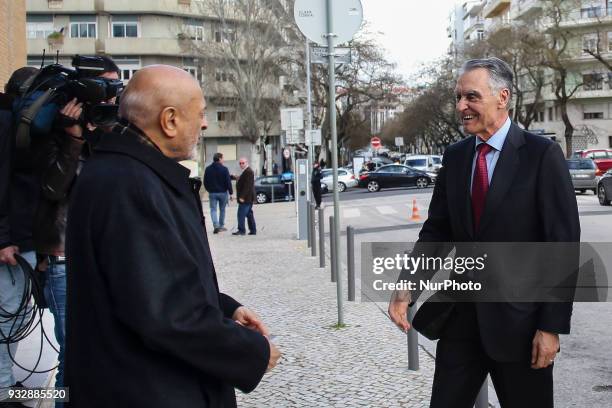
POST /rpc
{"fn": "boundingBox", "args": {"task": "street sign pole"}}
[306,39,313,200]
[326,0,344,326]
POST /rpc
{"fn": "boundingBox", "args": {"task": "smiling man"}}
[389,58,580,408]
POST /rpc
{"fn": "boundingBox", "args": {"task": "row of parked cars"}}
[567,149,612,206]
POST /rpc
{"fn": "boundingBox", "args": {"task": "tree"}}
[183,0,298,170]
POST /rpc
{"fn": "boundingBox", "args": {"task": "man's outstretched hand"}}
[388,290,411,333]
[232,306,270,337]
[531,329,559,369]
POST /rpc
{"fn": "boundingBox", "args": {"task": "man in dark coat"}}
[65,65,279,408]
[203,152,233,234]
[233,158,256,236]
[388,58,580,408]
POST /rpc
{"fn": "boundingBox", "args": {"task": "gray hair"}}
[460,57,513,109]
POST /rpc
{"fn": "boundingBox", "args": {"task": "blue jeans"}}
[237,203,256,234]
[209,192,229,229]
[0,250,35,401]
[43,259,65,407]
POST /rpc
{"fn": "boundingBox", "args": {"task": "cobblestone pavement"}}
[209,201,435,408]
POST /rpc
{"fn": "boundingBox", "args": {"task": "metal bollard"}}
[475,379,488,408]
[407,306,419,371]
[347,226,355,301]
[318,208,325,268]
[310,204,317,257]
[329,215,337,283]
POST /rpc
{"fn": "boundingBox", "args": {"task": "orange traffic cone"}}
[410,199,421,222]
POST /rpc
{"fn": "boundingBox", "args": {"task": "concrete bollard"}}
[310,204,317,257]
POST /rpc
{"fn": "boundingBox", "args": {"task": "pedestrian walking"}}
[311,161,322,209]
[233,158,256,236]
[203,152,233,233]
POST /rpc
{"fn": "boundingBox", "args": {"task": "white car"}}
[320,168,358,192]
[403,155,442,173]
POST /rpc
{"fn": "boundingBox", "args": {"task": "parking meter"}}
[296,159,308,240]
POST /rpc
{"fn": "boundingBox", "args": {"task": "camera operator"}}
[32,55,120,403]
[0,67,39,407]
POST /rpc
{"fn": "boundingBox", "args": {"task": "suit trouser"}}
[430,305,553,408]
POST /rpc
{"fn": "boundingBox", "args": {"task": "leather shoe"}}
[232,231,245,236]
[213,228,220,234]
[248,232,257,235]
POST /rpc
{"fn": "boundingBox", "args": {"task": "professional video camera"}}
[13,55,124,150]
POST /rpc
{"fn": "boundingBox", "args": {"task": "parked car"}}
[254,175,294,204]
[358,164,433,192]
[572,149,612,176]
[320,168,357,192]
[403,155,442,173]
[597,168,612,206]
[567,158,598,194]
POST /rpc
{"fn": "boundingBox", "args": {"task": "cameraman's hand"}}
[61,98,84,139]
[0,245,20,266]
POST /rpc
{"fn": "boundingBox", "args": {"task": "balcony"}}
[512,0,542,20]
[27,0,214,17]
[464,16,485,38]
[27,37,97,56]
[103,37,185,56]
[483,0,511,18]
[465,1,485,18]
[487,16,511,33]
[559,8,612,29]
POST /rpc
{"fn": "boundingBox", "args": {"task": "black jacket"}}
[203,161,233,195]
[311,167,322,184]
[0,94,39,252]
[65,128,269,408]
[236,167,256,204]
[412,123,580,362]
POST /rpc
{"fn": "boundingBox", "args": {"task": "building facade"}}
[25,0,290,176]
[1,1,27,88]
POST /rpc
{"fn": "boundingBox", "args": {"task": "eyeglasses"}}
[239,162,246,165]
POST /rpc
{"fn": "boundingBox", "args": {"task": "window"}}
[214,26,236,43]
[583,73,604,90]
[584,112,604,119]
[26,15,54,39]
[111,17,139,38]
[581,6,602,18]
[216,110,236,122]
[406,159,427,167]
[184,19,204,41]
[609,136,612,148]
[183,66,202,82]
[477,29,485,41]
[215,70,235,82]
[217,144,237,161]
[70,16,97,38]
[583,33,599,53]
[608,32,612,51]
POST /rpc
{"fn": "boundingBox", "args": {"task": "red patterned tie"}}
[472,142,493,231]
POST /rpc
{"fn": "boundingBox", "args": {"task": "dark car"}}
[254,175,294,204]
[358,164,432,192]
[567,158,598,194]
[597,168,612,206]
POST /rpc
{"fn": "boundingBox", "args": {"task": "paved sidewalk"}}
[209,201,435,407]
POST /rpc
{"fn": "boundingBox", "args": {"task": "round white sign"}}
[294,0,363,46]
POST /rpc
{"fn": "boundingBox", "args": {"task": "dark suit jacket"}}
[413,122,580,362]
[65,128,269,407]
[236,166,256,204]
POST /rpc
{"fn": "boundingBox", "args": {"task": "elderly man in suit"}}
[65,65,279,407]
[389,57,580,408]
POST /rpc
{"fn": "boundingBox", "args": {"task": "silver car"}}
[567,159,598,194]
[321,169,358,192]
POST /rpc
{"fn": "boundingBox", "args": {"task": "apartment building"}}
[25,0,289,175]
[0,1,27,87]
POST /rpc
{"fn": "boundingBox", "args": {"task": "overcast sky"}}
[360,0,459,83]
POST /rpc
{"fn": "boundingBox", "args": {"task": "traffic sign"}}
[285,128,302,145]
[395,137,404,147]
[280,108,304,131]
[294,0,363,46]
[310,46,352,64]
[371,136,382,150]
[305,129,322,146]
